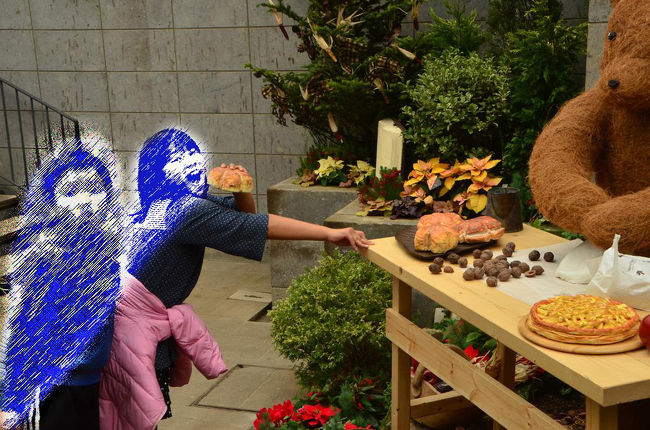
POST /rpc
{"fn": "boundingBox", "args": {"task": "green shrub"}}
[270,250,392,388]
[487,0,563,51]
[498,0,587,179]
[416,0,489,55]
[401,49,510,162]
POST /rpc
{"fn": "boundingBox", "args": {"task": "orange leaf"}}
[404,176,421,187]
[426,174,438,189]
[484,159,500,170]
[474,170,488,181]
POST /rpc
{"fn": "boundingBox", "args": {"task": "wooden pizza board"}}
[395,226,494,260]
[519,316,643,355]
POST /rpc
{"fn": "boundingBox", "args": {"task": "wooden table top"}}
[360,224,650,407]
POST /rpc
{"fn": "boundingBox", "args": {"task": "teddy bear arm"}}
[581,186,650,255]
[529,90,610,232]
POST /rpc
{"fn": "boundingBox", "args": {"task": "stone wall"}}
[0,0,587,206]
[0,0,313,209]
[586,0,612,89]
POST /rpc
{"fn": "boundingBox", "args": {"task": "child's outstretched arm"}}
[267,214,373,251]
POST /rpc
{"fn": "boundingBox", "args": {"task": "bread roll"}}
[208,166,254,193]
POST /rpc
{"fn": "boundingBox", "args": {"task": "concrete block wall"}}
[0,0,315,211]
[586,0,612,89]
[0,0,587,208]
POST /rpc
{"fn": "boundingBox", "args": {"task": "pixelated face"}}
[54,168,108,221]
[162,143,206,196]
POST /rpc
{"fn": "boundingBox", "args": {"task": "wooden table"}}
[360,225,650,429]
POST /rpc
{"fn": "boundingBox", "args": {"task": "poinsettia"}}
[454,190,488,214]
[404,158,449,189]
[299,169,317,188]
[439,160,471,196]
[405,185,434,205]
[465,193,488,213]
[347,160,375,185]
[468,175,502,193]
[294,404,339,428]
[460,155,500,182]
[254,400,295,429]
[395,155,501,218]
[464,345,480,360]
[315,156,344,178]
[357,168,403,216]
[356,197,393,216]
[344,422,375,430]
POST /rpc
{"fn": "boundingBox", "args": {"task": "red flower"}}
[254,400,295,428]
[464,345,480,360]
[295,404,339,427]
[344,423,374,430]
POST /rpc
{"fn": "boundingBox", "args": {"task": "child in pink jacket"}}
[100,129,371,430]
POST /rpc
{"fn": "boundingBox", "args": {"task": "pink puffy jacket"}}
[99,272,228,430]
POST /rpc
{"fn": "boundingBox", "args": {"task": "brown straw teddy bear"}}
[529,0,650,256]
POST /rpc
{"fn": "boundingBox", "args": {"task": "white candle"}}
[375,119,403,177]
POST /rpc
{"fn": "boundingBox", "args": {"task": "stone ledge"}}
[267,177,359,224]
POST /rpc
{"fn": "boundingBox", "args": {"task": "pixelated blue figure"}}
[0,140,122,429]
[120,129,268,420]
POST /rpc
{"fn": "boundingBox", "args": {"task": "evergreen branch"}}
[258,0,306,26]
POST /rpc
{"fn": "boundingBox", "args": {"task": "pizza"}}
[208,166,254,193]
[526,295,640,345]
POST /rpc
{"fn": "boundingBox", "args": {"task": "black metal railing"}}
[0,77,80,192]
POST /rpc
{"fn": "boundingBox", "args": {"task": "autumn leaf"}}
[460,155,501,178]
[466,193,488,213]
[468,175,502,193]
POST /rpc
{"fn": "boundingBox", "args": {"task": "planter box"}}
[324,200,437,328]
[267,178,358,303]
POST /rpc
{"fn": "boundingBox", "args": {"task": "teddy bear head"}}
[598,0,650,109]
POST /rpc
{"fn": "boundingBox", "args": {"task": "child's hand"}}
[220,163,248,174]
[326,228,374,251]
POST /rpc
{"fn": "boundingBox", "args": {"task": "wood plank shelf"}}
[362,224,650,429]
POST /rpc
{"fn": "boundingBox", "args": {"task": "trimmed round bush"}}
[270,251,392,388]
[402,49,510,161]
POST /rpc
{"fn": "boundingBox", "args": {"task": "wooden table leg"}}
[492,342,516,430]
[586,398,618,430]
[391,276,411,430]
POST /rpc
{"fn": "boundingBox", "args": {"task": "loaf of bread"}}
[414,213,504,253]
[208,166,254,193]
[459,216,505,243]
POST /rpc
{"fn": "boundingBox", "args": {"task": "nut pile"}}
[428,243,555,288]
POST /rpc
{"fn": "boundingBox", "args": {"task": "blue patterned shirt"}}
[126,194,268,369]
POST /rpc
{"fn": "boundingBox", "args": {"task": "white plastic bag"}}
[586,235,650,311]
[555,240,604,284]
